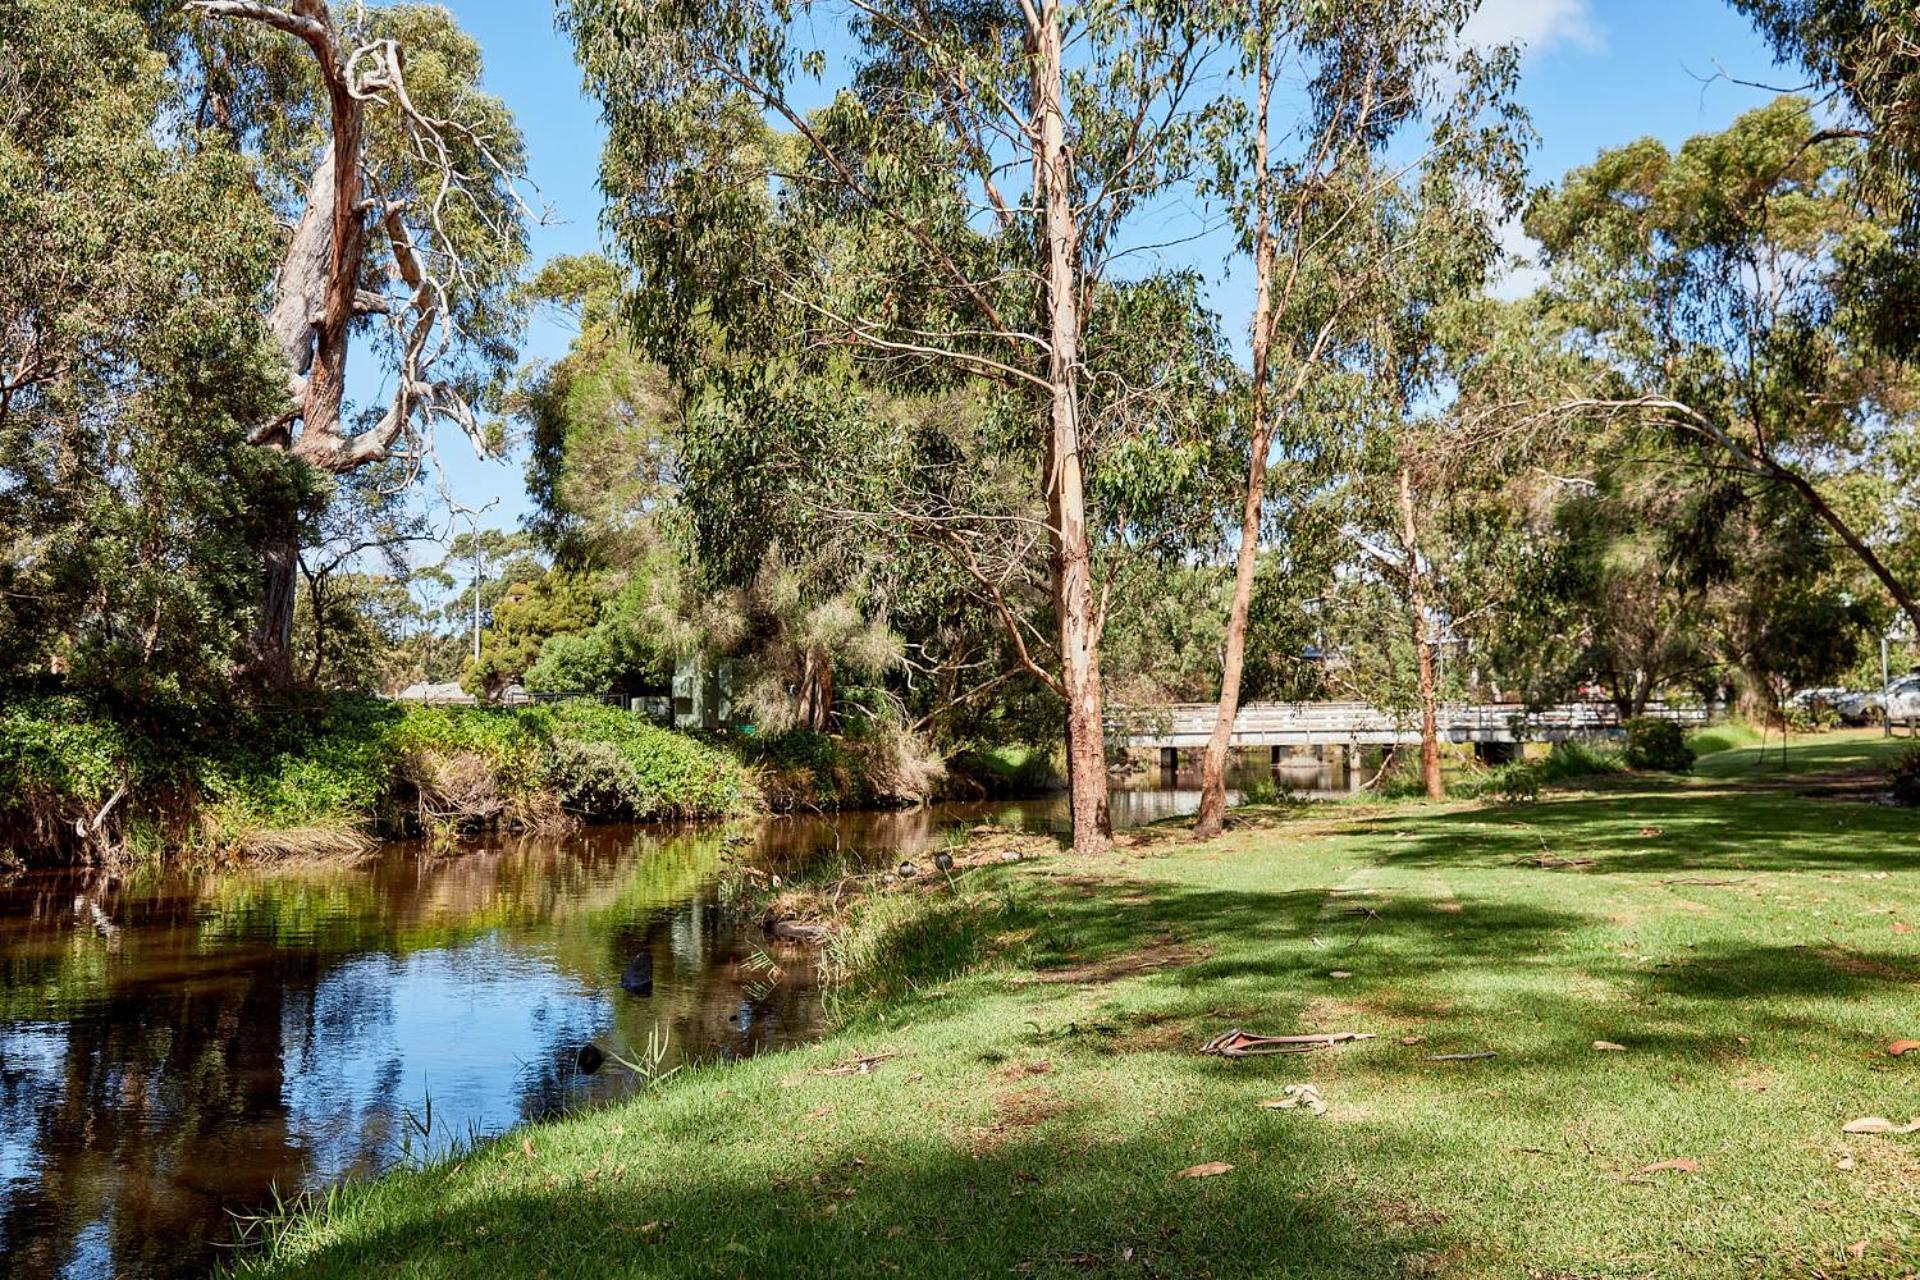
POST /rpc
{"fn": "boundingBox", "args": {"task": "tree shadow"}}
[235,823,1917,1279]
[1352,784,1919,876]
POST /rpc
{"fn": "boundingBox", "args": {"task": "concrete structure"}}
[1110,700,1709,752]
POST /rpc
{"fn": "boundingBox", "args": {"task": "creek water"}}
[0,757,1344,1279]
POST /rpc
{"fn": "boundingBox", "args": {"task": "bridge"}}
[1107,700,1710,753]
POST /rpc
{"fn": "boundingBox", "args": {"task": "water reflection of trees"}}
[0,825,825,1280]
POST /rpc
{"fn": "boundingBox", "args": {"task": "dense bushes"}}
[1623,718,1696,772]
[532,702,747,820]
[736,723,945,812]
[1891,747,1920,807]
[0,694,752,865]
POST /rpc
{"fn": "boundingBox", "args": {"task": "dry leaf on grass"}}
[1893,922,1913,935]
[1176,1162,1234,1179]
[1836,1156,1855,1171]
[1842,1116,1920,1135]
[1593,1041,1628,1052]
[521,1137,537,1160]
[1887,1040,1920,1057]
[1848,1240,1868,1260]
[1638,1158,1700,1174]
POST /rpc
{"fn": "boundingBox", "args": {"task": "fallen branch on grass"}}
[813,1052,899,1077]
[1200,1030,1375,1057]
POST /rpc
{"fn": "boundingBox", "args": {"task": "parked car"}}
[1840,674,1920,725]
[1788,686,1851,713]
[1887,674,1920,723]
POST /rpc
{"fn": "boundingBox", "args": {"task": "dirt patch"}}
[1014,937,1213,986]
[968,1085,1071,1156]
[995,1060,1053,1082]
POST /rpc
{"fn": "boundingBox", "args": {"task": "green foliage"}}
[0,692,752,862]
[0,695,155,813]
[1621,718,1697,773]
[1890,745,1920,807]
[0,0,307,707]
[533,702,747,820]
[944,746,1062,800]
[737,729,868,811]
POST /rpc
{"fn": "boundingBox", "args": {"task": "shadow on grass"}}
[249,1124,1440,1280]
[236,778,1919,1280]
[1353,784,1918,876]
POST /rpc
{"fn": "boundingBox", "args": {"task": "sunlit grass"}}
[233,732,1919,1280]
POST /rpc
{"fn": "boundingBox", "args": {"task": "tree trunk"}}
[1035,1,1110,853]
[795,648,833,732]
[1398,466,1444,801]
[1776,465,1920,637]
[255,509,301,691]
[1195,6,1276,841]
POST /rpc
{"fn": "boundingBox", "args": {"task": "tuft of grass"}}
[1689,719,1765,757]
[228,729,1920,1280]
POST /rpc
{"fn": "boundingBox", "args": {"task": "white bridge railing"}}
[1106,700,1710,750]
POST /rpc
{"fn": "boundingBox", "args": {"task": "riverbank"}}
[230,731,1920,1279]
[0,691,1062,866]
[0,694,751,864]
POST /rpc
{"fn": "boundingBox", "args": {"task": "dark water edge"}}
[0,761,1340,1279]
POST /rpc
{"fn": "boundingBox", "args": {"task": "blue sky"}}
[420,0,1795,534]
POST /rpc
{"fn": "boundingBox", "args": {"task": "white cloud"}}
[1460,0,1604,59]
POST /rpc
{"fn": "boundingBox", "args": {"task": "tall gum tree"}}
[1191,0,1527,833]
[565,0,1215,852]
[1523,97,1920,640]
[180,0,533,688]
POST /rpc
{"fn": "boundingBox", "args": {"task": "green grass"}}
[235,731,1920,1279]
[1689,719,1767,758]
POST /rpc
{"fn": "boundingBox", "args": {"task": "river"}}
[0,757,1344,1278]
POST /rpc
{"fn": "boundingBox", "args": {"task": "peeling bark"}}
[1035,1,1111,854]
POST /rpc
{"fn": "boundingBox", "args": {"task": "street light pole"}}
[1885,632,1893,739]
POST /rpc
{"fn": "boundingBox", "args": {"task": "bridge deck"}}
[1108,701,1707,750]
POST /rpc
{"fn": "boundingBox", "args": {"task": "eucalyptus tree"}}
[1525,97,1920,638]
[565,0,1217,851]
[177,0,534,689]
[1189,0,1528,832]
[0,0,299,707]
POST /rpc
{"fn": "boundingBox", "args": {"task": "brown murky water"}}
[0,760,1337,1279]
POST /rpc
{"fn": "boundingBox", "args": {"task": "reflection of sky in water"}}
[58,1217,112,1280]
[283,936,610,1179]
[0,770,1288,1280]
[0,1023,65,1187]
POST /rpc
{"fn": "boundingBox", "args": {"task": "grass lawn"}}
[241,732,1920,1279]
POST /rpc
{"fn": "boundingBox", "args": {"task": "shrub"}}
[1540,739,1627,781]
[1891,747,1920,807]
[1495,762,1543,805]
[735,723,941,812]
[1622,718,1696,773]
[0,694,160,856]
[536,702,749,820]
